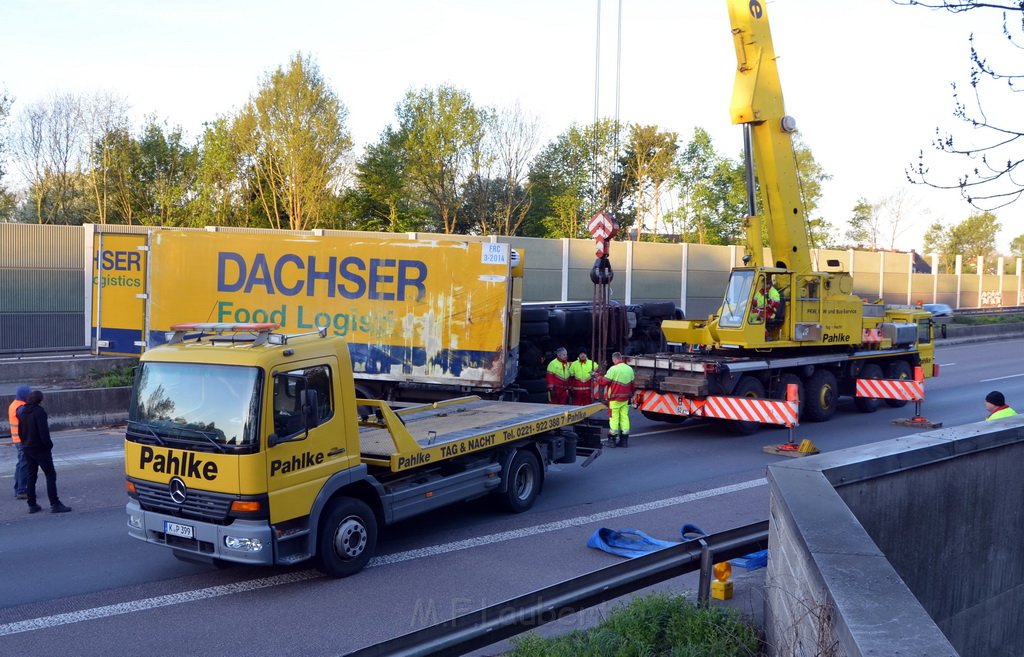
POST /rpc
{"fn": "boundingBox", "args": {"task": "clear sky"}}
[1,0,1016,252]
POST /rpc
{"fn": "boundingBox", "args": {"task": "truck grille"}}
[133,480,233,524]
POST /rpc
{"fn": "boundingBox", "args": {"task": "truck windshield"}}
[719,270,755,328]
[129,362,261,448]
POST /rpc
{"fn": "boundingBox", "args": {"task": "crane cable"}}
[590,0,626,375]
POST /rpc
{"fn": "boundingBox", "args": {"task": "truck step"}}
[277,553,312,565]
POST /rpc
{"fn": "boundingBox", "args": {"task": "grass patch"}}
[507,593,760,657]
[85,365,135,388]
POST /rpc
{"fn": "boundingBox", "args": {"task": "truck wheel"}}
[803,370,838,422]
[520,321,549,338]
[317,497,377,578]
[854,363,884,413]
[728,376,766,435]
[772,373,804,420]
[521,307,550,323]
[498,450,541,513]
[884,360,913,408]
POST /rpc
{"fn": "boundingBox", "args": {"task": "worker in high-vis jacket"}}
[599,352,635,448]
[8,385,30,499]
[568,351,598,405]
[750,274,780,323]
[984,390,1018,421]
[546,347,571,405]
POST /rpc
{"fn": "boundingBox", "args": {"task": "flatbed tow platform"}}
[356,396,605,470]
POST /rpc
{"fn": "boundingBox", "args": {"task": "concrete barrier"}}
[766,415,1024,657]
[1,387,130,435]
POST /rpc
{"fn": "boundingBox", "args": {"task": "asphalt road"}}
[1,337,1021,657]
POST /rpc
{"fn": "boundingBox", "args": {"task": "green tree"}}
[13,94,87,224]
[791,136,835,248]
[395,84,485,234]
[619,124,678,240]
[526,118,622,238]
[923,211,1001,273]
[191,117,248,227]
[135,118,198,226]
[845,197,878,249]
[1011,234,1024,259]
[462,103,540,236]
[82,93,130,225]
[235,53,352,231]
[349,126,429,232]
[670,127,744,245]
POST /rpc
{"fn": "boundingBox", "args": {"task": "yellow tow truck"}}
[125,322,603,577]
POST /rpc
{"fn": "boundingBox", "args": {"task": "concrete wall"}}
[767,416,1024,657]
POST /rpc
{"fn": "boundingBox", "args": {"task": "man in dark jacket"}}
[19,390,72,514]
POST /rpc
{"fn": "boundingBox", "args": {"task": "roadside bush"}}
[86,365,134,388]
[507,593,760,657]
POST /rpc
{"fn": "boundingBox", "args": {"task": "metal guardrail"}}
[344,520,769,657]
[954,306,1024,317]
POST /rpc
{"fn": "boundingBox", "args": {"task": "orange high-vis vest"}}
[7,399,25,443]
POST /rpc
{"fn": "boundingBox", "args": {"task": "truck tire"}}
[884,360,913,408]
[728,376,766,435]
[854,363,884,413]
[317,497,378,578]
[642,301,677,318]
[520,321,549,338]
[521,307,550,323]
[772,373,804,420]
[498,450,541,513]
[803,369,839,422]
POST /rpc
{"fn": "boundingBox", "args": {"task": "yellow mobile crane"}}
[630,0,937,432]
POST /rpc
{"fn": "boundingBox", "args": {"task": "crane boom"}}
[727,0,811,274]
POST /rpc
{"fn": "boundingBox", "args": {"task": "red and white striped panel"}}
[862,328,883,343]
[855,378,924,401]
[636,391,694,416]
[702,396,799,427]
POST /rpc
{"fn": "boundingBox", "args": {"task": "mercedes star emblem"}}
[169,477,188,504]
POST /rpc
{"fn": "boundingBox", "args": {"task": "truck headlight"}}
[224,536,263,552]
[128,514,143,530]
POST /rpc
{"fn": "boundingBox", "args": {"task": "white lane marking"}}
[0,477,766,636]
[632,428,687,437]
[370,477,766,566]
[980,373,1024,382]
[0,571,321,636]
[938,362,955,367]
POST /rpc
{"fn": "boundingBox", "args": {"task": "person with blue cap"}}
[7,385,31,499]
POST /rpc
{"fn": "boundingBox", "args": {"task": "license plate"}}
[164,521,194,539]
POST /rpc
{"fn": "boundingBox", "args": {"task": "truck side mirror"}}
[302,389,320,430]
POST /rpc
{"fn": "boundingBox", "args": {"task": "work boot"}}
[28,504,42,514]
[51,503,72,513]
[617,433,629,448]
[606,432,619,448]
